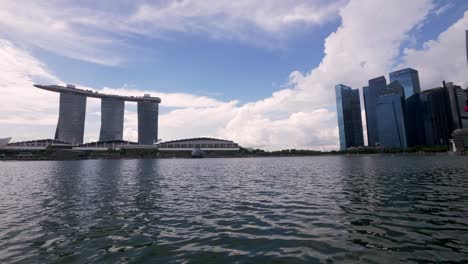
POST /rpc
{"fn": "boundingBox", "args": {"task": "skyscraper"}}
[421,87,453,146]
[363,76,387,146]
[335,84,364,150]
[376,81,407,148]
[137,97,159,145]
[55,92,87,145]
[100,98,125,141]
[445,82,468,129]
[389,68,421,99]
[406,93,429,147]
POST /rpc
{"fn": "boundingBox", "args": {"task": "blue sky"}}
[0,0,467,149]
[32,12,340,103]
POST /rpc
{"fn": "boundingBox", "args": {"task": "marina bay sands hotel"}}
[34,84,161,145]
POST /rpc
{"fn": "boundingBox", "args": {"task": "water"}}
[0,156,468,263]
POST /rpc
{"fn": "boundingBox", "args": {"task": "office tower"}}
[100,98,125,141]
[335,84,364,150]
[55,92,87,144]
[406,93,429,147]
[445,82,468,129]
[376,81,407,148]
[363,76,387,146]
[389,68,421,99]
[138,97,159,145]
[421,87,453,146]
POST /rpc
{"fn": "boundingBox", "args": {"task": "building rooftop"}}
[158,137,236,144]
[34,84,161,103]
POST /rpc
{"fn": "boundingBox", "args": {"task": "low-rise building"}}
[156,137,240,151]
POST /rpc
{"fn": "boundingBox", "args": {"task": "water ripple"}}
[0,156,468,263]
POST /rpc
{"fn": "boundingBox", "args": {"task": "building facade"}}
[422,87,453,146]
[55,92,87,144]
[100,98,125,141]
[376,82,407,149]
[137,99,159,145]
[335,84,364,150]
[156,137,240,151]
[364,76,387,146]
[389,68,421,99]
[445,82,468,129]
[406,93,429,147]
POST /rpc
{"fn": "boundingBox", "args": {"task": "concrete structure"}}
[389,68,421,99]
[376,82,407,149]
[0,137,11,147]
[335,84,364,150]
[364,76,387,146]
[452,129,468,154]
[156,137,240,151]
[137,96,159,145]
[100,98,125,141]
[34,84,161,145]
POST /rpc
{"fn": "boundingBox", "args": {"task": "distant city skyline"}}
[0,0,467,150]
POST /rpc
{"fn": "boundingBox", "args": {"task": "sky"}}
[0,0,467,150]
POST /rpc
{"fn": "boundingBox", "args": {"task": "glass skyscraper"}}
[335,84,364,150]
[363,76,387,146]
[445,82,468,129]
[389,68,421,99]
[376,81,407,149]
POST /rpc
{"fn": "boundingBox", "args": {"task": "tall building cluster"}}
[337,32,468,151]
[336,68,468,150]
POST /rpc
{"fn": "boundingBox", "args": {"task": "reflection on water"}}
[0,156,468,263]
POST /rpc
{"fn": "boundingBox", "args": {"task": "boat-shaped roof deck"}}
[34,84,161,103]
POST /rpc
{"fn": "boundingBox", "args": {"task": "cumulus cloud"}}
[217,0,435,150]
[398,11,468,89]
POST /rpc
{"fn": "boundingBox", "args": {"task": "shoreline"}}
[0,151,461,162]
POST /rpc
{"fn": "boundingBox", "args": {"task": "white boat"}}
[0,137,12,147]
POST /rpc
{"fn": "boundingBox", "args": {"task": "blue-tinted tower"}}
[335,84,364,150]
[389,68,421,99]
[363,76,387,146]
[376,81,407,149]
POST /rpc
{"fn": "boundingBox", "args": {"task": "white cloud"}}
[0,0,346,65]
[398,11,468,89]
[216,0,435,150]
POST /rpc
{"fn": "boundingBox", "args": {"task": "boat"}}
[0,137,12,148]
[191,148,204,158]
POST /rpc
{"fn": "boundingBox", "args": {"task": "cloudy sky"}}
[0,0,467,150]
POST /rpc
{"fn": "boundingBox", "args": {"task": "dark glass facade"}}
[335,84,364,150]
[99,98,125,141]
[422,87,453,146]
[137,101,159,145]
[55,92,87,144]
[376,82,407,149]
[389,68,421,99]
[405,93,428,147]
[445,82,468,129]
[363,76,387,146]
